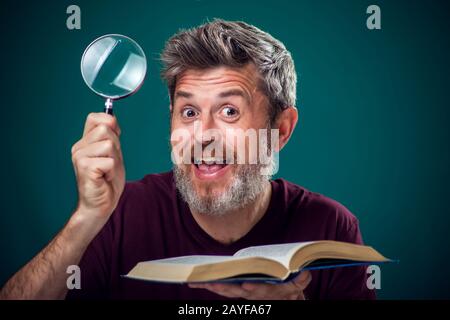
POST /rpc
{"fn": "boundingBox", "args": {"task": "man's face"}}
[170,64,273,214]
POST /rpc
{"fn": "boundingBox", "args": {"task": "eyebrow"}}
[218,89,251,104]
[174,89,251,104]
[174,90,193,100]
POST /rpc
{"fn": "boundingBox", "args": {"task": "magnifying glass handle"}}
[104,98,114,116]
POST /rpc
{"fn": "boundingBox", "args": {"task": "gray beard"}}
[173,160,274,216]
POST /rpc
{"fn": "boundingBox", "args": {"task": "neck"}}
[190,180,272,245]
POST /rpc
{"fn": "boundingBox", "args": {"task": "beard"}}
[173,156,276,216]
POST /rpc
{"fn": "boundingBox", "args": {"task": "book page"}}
[147,255,240,265]
[234,242,315,267]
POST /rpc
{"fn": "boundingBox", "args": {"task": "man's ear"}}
[274,106,298,152]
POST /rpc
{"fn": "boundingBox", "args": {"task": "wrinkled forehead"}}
[173,64,263,103]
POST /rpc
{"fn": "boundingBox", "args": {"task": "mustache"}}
[175,144,265,165]
[170,128,275,166]
[190,146,236,164]
[172,138,243,165]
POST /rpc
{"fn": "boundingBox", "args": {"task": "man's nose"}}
[193,113,218,145]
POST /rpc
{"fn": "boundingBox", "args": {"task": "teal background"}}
[1,0,449,299]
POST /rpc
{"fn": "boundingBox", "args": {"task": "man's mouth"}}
[192,157,230,179]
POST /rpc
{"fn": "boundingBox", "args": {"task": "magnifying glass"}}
[81,34,147,115]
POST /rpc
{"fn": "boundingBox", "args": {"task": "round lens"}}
[81,34,147,99]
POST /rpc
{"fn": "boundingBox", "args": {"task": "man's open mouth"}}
[192,157,230,177]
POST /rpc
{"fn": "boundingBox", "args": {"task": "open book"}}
[124,241,390,284]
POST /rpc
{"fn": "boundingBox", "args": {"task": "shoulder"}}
[273,178,360,240]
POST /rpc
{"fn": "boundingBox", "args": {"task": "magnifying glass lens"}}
[81,34,147,114]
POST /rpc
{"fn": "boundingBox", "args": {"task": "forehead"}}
[174,64,261,98]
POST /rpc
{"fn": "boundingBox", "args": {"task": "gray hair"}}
[160,19,297,124]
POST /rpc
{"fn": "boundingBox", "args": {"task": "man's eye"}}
[221,106,239,118]
[181,108,198,118]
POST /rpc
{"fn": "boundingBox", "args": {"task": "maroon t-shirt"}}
[66,171,375,300]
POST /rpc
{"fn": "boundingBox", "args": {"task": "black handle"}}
[104,106,114,115]
[104,98,114,115]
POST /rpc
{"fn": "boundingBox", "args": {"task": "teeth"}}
[204,157,221,165]
[193,157,224,165]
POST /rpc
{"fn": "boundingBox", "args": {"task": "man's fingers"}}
[241,282,295,300]
[189,271,312,300]
[72,124,121,155]
[192,283,250,299]
[76,157,116,182]
[241,282,278,299]
[204,282,291,300]
[83,113,121,137]
[72,140,120,163]
[289,271,312,291]
[242,271,312,300]
[206,283,250,298]
[189,273,312,300]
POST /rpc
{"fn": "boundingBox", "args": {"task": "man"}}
[0,19,374,300]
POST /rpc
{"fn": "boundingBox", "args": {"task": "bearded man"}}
[0,19,374,300]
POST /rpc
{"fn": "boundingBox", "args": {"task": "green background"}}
[1,0,449,299]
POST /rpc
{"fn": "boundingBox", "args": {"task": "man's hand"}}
[188,271,312,300]
[71,112,125,234]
